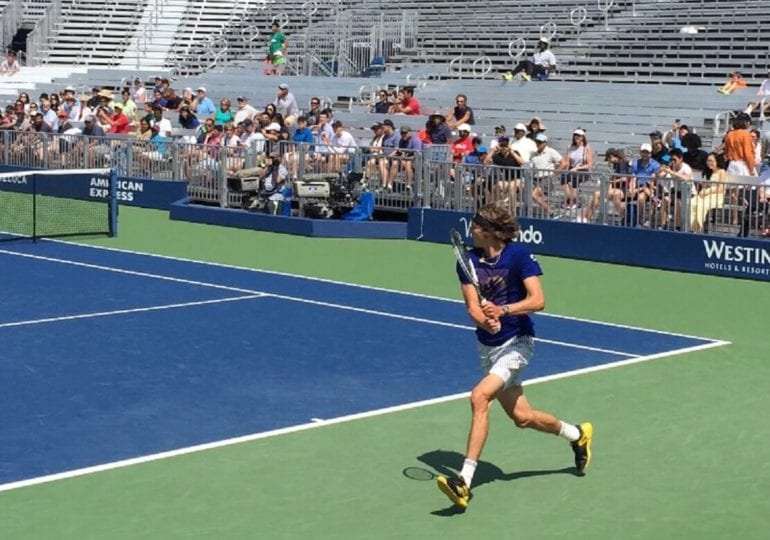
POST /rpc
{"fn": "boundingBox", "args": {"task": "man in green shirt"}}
[268,21,287,75]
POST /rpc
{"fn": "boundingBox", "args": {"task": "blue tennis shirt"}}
[456,241,543,346]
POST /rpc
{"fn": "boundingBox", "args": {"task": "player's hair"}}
[474,202,520,241]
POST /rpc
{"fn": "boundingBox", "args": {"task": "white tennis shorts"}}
[477,335,535,389]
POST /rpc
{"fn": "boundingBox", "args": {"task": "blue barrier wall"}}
[0,166,186,210]
[408,208,770,282]
[171,198,408,239]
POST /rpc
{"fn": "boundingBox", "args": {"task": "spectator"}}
[253,152,289,213]
[163,88,183,111]
[648,130,670,164]
[489,125,506,151]
[378,119,400,190]
[717,71,747,95]
[751,129,763,171]
[630,143,662,227]
[31,112,52,133]
[99,102,130,134]
[662,118,682,149]
[656,147,692,229]
[194,87,216,117]
[87,87,102,109]
[681,132,708,175]
[427,113,452,144]
[267,21,288,76]
[40,99,58,131]
[241,119,265,153]
[526,117,547,141]
[463,145,488,165]
[132,78,147,106]
[365,122,386,182]
[0,50,21,76]
[507,38,556,81]
[82,115,105,137]
[178,106,200,129]
[446,94,475,128]
[306,97,322,127]
[134,117,153,140]
[691,153,727,233]
[119,88,138,122]
[0,104,15,130]
[215,98,235,125]
[234,96,258,125]
[370,90,392,114]
[150,106,173,137]
[328,120,358,171]
[744,70,770,117]
[529,133,563,216]
[557,128,594,209]
[511,123,537,164]
[391,86,421,115]
[484,135,522,204]
[586,148,633,224]
[451,123,475,163]
[261,103,277,124]
[179,87,195,109]
[292,115,313,144]
[723,112,756,177]
[387,125,422,191]
[274,83,299,126]
[196,117,215,144]
[78,93,94,121]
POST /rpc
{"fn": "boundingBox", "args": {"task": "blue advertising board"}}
[0,166,186,210]
[408,208,770,282]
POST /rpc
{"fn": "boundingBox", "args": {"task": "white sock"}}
[459,458,477,487]
[558,421,581,442]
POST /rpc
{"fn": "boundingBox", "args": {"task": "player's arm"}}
[481,276,545,319]
[460,284,499,332]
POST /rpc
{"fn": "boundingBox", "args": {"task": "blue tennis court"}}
[0,240,726,489]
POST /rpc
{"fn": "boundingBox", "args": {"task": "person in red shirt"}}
[99,102,131,134]
[392,86,421,115]
[451,123,475,163]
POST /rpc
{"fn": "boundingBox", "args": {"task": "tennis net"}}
[0,168,118,241]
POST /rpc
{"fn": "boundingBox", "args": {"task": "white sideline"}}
[0,339,729,494]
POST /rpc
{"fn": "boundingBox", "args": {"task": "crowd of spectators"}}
[1,68,768,235]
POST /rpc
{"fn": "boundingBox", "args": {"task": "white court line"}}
[0,295,266,329]
[41,238,730,344]
[0,339,729,494]
[0,249,639,357]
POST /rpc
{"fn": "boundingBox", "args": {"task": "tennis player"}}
[437,202,593,509]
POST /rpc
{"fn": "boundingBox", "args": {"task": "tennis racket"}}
[449,228,485,303]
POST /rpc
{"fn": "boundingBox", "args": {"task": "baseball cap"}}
[648,130,663,139]
[514,123,528,132]
[382,119,394,128]
[534,133,548,143]
[113,102,124,109]
[237,96,247,101]
[64,85,75,92]
[400,125,411,133]
[370,122,382,130]
[573,128,586,137]
[196,87,206,92]
[57,109,69,117]
[457,123,471,132]
[278,83,289,90]
[497,136,510,144]
[539,37,550,44]
[267,122,281,131]
[477,145,488,154]
[84,115,96,122]
[640,143,653,152]
[241,119,254,127]
[494,125,506,133]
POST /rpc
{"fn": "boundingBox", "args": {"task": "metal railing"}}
[24,0,62,65]
[1,130,767,238]
[1,0,23,51]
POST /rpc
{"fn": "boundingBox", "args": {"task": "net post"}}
[32,172,37,241]
[109,168,119,237]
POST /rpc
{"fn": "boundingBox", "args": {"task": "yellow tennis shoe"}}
[571,422,593,475]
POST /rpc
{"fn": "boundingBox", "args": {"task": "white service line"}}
[0,338,729,494]
[0,295,266,329]
[0,248,638,356]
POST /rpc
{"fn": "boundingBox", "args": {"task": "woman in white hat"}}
[557,128,594,211]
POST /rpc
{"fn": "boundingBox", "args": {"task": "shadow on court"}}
[406,449,574,516]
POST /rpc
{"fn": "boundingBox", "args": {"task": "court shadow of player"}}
[409,449,573,516]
